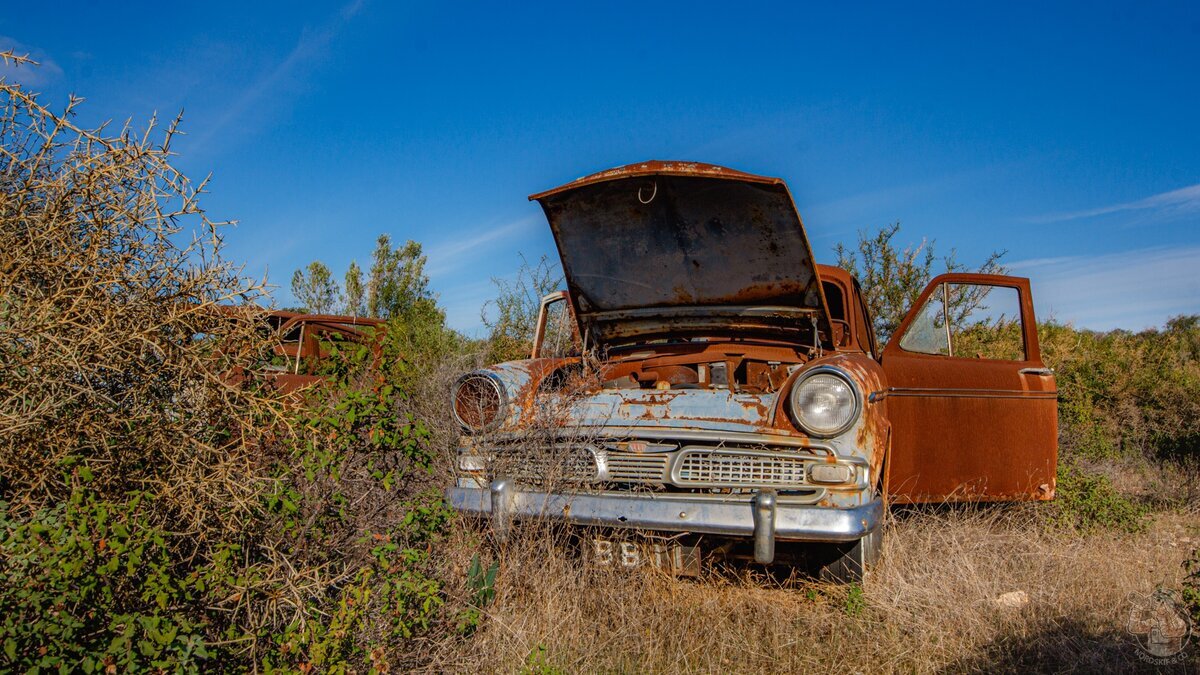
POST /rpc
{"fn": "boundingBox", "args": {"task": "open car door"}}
[880,273,1057,503]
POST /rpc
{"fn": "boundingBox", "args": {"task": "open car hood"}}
[530,161,832,349]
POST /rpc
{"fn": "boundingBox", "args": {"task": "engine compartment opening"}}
[594,341,809,394]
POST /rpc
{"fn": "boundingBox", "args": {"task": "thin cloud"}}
[1028,183,1200,224]
[0,36,64,87]
[1011,245,1200,331]
[802,163,1010,239]
[190,0,365,152]
[438,278,499,336]
[425,216,538,277]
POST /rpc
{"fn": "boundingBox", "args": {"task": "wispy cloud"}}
[1028,183,1200,224]
[438,279,498,336]
[803,177,951,236]
[425,216,538,277]
[190,0,365,152]
[0,36,63,86]
[801,163,1010,238]
[1010,246,1200,330]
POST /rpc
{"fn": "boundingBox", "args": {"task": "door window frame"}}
[884,273,1041,365]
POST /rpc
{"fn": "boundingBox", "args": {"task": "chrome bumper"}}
[446,479,883,564]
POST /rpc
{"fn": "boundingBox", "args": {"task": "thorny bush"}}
[0,54,451,671]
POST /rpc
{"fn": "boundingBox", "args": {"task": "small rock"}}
[995,591,1029,609]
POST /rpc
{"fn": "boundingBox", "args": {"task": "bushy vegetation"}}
[1039,317,1199,531]
[1041,317,1200,463]
[290,234,435,321]
[480,254,563,363]
[0,55,456,671]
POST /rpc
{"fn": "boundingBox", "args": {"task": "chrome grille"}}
[497,443,822,489]
[510,446,597,485]
[674,450,809,487]
[603,452,670,482]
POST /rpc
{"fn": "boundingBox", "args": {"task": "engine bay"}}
[596,342,810,394]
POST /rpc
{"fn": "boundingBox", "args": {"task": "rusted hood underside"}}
[531,161,832,348]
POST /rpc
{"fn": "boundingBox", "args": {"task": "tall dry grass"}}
[427,505,1196,674]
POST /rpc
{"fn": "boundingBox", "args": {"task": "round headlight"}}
[452,373,506,433]
[788,368,860,437]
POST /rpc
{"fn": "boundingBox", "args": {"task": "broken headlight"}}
[452,372,507,433]
[788,367,860,438]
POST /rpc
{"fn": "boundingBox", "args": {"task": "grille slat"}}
[605,453,669,481]
[511,447,596,485]
[675,451,809,488]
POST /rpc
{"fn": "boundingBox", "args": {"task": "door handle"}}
[1019,367,1055,376]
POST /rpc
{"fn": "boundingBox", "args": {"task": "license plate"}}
[590,537,701,576]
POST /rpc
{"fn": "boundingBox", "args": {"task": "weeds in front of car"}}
[844,582,867,617]
[455,554,500,636]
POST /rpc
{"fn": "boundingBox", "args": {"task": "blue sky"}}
[3,1,1198,334]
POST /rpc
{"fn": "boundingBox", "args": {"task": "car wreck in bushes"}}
[222,310,385,393]
[448,161,1058,581]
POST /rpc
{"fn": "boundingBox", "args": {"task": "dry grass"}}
[425,506,1197,674]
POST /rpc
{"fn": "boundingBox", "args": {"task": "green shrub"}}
[1041,317,1200,463]
[521,644,565,675]
[844,582,866,617]
[0,494,210,672]
[254,327,453,670]
[1051,462,1147,533]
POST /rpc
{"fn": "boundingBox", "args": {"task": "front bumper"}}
[446,480,883,564]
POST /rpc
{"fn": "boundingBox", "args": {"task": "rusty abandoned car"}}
[222,310,385,394]
[447,161,1058,581]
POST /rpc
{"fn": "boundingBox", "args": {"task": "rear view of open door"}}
[881,273,1058,503]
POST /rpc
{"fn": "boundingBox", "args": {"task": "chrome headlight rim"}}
[787,365,862,439]
[451,371,508,434]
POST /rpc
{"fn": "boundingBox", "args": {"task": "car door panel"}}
[881,273,1058,503]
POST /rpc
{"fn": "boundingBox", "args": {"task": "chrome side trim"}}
[883,387,1057,399]
[448,483,882,543]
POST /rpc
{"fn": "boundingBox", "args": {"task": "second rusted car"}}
[448,161,1057,581]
